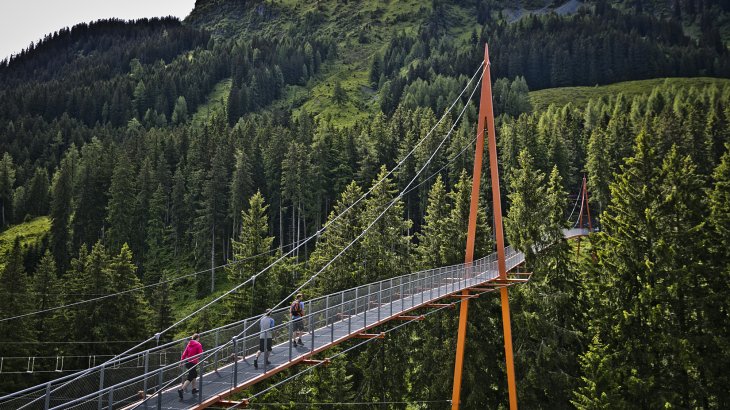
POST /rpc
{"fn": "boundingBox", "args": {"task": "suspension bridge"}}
[0,44,593,409]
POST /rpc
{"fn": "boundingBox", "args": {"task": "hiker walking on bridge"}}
[290,294,305,347]
[254,309,274,369]
[178,333,202,400]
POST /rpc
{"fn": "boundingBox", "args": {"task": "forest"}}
[0,0,729,408]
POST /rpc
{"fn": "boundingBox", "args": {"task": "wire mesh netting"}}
[0,245,533,410]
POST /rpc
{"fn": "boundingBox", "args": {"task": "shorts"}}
[185,362,198,381]
[259,338,273,352]
[293,317,304,332]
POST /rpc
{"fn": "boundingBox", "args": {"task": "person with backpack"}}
[178,333,202,400]
[254,309,274,369]
[290,294,305,347]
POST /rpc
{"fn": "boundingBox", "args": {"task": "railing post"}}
[364,290,368,329]
[340,291,345,322]
[98,364,105,410]
[156,367,163,410]
[421,273,425,304]
[429,270,433,301]
[325,294,330,327]
[142,351,149,399]
[307,300,312,338]
[44,381,51,410]
[107,386,114,410]
[400,278,405,310]
[311,315,315,352]
[232,337,238,388]
[355,287,359,316]
[390,279,394,317]
[348,298,352,335]
[197,361,203,405]
[213,328,220,371]
[288,321,293,361]
[242,319,248,357]
[378,281,382,323]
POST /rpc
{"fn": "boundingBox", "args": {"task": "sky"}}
[0,0,197,61]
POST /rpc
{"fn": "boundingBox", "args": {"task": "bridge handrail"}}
[0,248,516,408]
[47,248,520,409]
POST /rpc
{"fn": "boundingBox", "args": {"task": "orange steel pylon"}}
[451,44,518,410]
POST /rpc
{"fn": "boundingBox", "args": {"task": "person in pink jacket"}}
[177,333,203,400]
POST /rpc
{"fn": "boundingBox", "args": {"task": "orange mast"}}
[451,44,518,410]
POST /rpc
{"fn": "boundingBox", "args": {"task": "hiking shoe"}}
[265,361,272,365]
[253,359,258,369]
[191,389,198,395]
[297,339,304,346]
[177,389,183,400]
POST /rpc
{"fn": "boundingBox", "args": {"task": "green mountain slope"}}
[530,77,730,111]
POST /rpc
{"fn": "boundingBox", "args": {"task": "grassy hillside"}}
[192,77,232,126]
[529,77,730,111]
[0,217,50,270]
[187,0,435,126]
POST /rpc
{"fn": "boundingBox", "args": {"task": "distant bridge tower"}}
[451,43,518,410]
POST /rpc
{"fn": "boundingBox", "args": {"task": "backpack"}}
[290,300,302,316]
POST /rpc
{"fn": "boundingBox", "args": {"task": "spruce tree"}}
[106,151,137,253]
[226,191,275,321]
[32,251,60,354]
[575,130,662,408]
[109,244,151,343]
[0,152,16,228]
[504,149,547,264]
[0,239,35,359]
[414,175,449,270]
[50,155,74,273]
[360,166,412,284]
[309,181,365,294]
[705,144,730,408]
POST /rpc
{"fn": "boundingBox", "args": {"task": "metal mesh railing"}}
[0,246,526,410]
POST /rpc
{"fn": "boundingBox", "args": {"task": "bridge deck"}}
[133,268,512,410]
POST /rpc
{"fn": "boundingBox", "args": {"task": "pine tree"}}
[71,138,112,252]
[108,244,151,343]
[504,149,547,264]
[705,144,730,408]
[0,152,16,228]
[586,128,611,214]
[0,239,35,359]
[229,149,253,242]
[143,184,173,286]
[332,79,347,105]
[226,191,275,321]
[150,271,173,339]
[575,130,662,408]
[513,166,583,409]
[309,181,365,294]
[50,154,74,273]
[26,168,50,217]
[58,243,115,356]
[32,251,60,354]
[106,151,137,252]
[650,147,708,407]
[360,166,412,284]
[414,175,449,270]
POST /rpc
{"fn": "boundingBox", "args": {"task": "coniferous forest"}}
[1,0,730,408]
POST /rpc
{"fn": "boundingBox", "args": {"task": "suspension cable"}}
[129,66,486,409]
[16,62,486,409]
[0,244,280,322]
